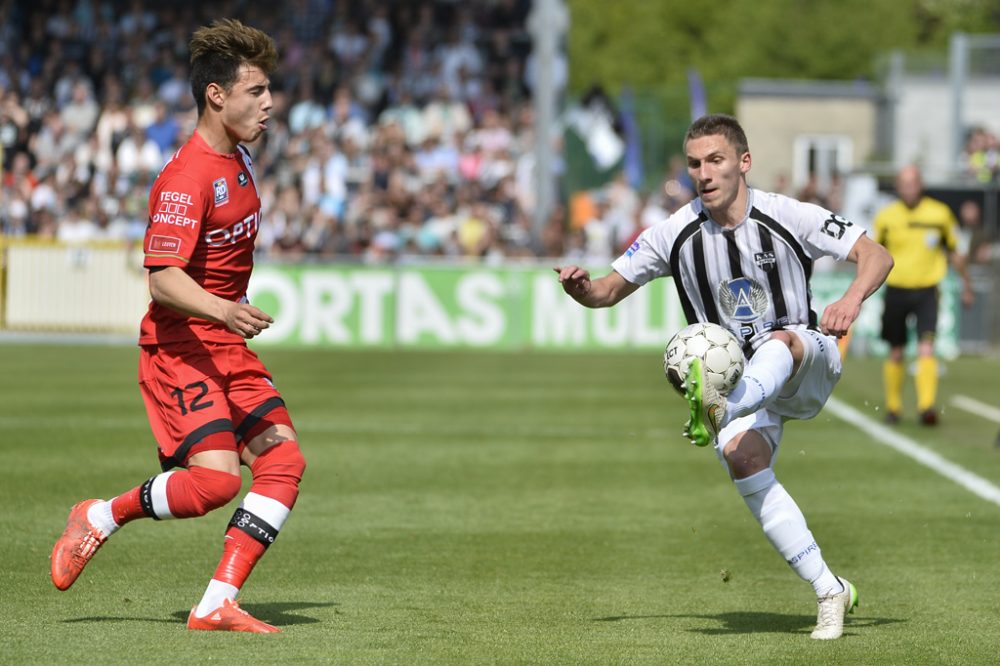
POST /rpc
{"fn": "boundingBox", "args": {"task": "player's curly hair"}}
[189,18,277,116]
[684,114,750,157]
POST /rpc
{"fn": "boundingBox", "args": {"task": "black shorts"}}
[880,285,939,347]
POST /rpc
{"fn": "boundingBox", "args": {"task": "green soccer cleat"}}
[682,358,725,447]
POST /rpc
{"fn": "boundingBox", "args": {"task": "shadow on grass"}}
[65,600,338,627]
[593,612,903,636]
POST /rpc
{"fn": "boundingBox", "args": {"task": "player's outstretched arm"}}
[149,266,273,339]
[553,266,639,309]
[819,235,893,337]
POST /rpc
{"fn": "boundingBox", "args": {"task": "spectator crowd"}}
[1,1,996,266]
[0,0,626,263]
[962,125,1000,185]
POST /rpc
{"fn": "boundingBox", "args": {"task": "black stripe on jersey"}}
[750,207,818,328]
[755,224,788,324]
[691,231,720,324]
[750,207,813,283]
[159,418,235,472]
[234,397,286,443]
[669,213,709,325]
[724,230,744,278]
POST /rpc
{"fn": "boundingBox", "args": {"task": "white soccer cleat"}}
[810,576,858,640]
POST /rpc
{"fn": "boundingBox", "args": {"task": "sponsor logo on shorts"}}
[149,235,182,254]
[213,177,229,206]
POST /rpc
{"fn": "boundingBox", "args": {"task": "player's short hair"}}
[684,114,750,157]
[189,18,277,116]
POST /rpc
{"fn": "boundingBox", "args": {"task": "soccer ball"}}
[663,322,745,396]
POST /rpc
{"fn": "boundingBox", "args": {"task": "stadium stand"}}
[0,0,630,262]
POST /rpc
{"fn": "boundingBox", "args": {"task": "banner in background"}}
[247,264,960,357]
[0,243,961,357]
[247,264,685,350]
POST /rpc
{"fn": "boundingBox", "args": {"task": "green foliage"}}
[566,0,1000,100]
[3,345,1000,663]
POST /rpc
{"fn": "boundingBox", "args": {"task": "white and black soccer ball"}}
[663,322,745,396]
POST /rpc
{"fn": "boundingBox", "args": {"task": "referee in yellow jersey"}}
[874,165,974,425]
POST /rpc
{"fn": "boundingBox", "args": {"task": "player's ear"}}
[739,151,751,175]
[205,82,226,108]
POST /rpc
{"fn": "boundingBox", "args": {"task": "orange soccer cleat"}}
[51,499,108,591]
[187,598,281,633]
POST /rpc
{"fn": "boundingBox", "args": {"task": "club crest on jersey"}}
[213,177,229,206]
[237,172,249,187]
[754,251,777,272]
[718,277,769,323]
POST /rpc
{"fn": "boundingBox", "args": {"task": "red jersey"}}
[139,130,261,345]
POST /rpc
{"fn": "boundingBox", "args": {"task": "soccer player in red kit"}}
[50,19,305,634]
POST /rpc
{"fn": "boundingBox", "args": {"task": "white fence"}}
[2,242,149,332]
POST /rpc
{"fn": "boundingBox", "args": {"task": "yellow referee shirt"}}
[873,196,959,289]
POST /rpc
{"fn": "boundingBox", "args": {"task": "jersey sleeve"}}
[610,225,671,286]
[793,200,867,262]
[143,173,207,268]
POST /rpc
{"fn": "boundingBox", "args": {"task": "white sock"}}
[735,468,841,597]
[725,340,794,422]
[86,500,119,538]
[194,579,239,618]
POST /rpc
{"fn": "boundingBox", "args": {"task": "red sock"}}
[213,527,266,589]
[109,467,241,523]
[111,487,144,526]
[207,441,305,589]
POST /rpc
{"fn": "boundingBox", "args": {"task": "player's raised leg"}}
[51,462,242,591]
[684,335,796,447]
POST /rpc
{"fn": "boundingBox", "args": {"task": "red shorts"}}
[138,341,294,470]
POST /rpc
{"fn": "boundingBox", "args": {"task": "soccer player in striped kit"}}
[556,114,893,640]
[51,20,305,633]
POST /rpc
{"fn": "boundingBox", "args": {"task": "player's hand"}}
[819,297,860,338]
[223,301,274,339]
[553,265,592,301]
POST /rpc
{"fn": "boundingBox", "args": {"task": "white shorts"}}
[714,329,842,463]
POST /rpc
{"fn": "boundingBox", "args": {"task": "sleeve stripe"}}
[144,253,190,263]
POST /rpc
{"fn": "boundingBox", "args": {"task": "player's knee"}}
[188,466,243,514]
[253,441,306,484]
[249,441,305,510]
[767,330,795,348]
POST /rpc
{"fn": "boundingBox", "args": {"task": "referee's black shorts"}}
[880,285,939,347]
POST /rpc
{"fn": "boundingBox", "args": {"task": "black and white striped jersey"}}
[611,188,866,353]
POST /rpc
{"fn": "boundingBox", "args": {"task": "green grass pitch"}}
[1,344,999,664]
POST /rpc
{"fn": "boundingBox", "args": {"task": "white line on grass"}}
[950,395,1000,424]
[826,395,1000,509]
